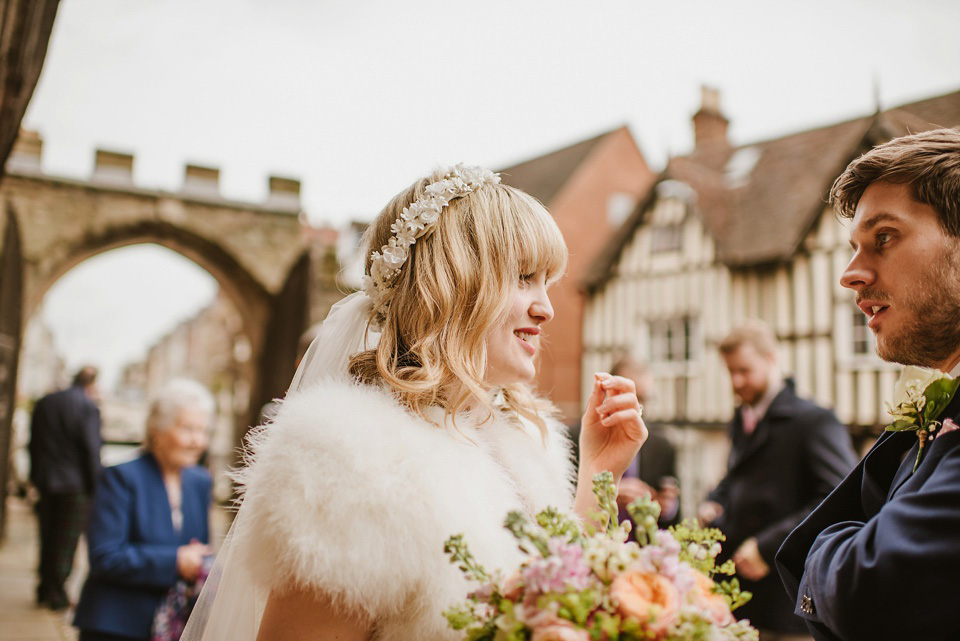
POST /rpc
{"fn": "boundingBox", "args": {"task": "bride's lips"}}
[513,327,540,355]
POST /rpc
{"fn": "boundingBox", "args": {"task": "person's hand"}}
[177,539,211,581]
[697,500,724,526]
[578,372,647,481]
[733,537,770,581]
[616,477,655,510]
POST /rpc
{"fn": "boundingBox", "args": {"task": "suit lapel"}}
[860,430,915,516]
[727,390,787,472]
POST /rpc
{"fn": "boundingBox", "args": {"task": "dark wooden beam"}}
[0,0,60,180]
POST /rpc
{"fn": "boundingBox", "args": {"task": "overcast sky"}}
[21,0,960,390]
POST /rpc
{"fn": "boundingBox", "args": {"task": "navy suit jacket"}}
[29,385,102,494]
[707,385,857,633]
[777,390,960,641]
[74,452,211,639]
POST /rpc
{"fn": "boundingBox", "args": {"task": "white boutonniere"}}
[886,366,960,471]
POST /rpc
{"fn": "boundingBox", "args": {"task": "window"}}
[650,316,699,364]
[649,194,687,254]
[651,224,683,253]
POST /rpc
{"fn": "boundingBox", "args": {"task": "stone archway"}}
[0,139,320,526]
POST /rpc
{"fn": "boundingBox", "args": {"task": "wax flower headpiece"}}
[361,163,501,324]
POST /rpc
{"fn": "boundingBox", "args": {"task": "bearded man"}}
[776,127,960,641]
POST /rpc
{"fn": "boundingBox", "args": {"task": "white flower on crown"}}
[362,163,501,325]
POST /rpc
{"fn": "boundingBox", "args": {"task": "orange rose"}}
[610,571,679,636]
[690,572,735,626]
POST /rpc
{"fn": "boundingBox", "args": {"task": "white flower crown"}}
[361,164,501,320]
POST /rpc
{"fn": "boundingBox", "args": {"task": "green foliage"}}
[923,377,960,421]
[536,506,582,543]
[715,577,752,612]
[538,589,601,626]
[625,494,660,547]
[668,520,726,575]
[504,511,551,557]
[590,471,620,535]
[445,534,491,583]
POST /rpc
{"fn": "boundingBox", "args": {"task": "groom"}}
[776,127,960,641]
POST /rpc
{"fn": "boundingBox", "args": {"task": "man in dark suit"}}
[699,323,857,641]
[29,365,102,610]
[776,128,960,641]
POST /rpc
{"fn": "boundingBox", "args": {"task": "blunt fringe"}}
[830,127,960,235]
[349,168,568,434]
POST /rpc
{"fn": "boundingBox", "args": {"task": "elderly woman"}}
[74,379,215,641]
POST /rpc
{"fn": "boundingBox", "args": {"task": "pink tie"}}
[741,406,757,435]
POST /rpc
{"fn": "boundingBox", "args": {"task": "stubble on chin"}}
[876,250,960,368]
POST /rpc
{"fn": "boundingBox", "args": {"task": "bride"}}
[183,164,646,640]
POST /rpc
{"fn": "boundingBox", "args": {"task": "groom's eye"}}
[875,232,892,248]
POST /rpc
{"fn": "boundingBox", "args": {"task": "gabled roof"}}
[585,89,960,291]
[498,127,625,204]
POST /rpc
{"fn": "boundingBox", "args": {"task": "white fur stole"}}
[232,381,575,640]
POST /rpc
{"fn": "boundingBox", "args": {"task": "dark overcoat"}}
[29,385,102,494]
[708,385,857,633]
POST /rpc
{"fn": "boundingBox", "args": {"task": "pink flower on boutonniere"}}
[937,418,960,439]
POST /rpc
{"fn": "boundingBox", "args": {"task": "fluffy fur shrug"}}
[233,381,576,640]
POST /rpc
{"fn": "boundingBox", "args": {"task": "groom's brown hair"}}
[830,127,960,236]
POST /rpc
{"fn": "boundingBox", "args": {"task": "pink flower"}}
[610,571,680,637]
[937,418,960,439]
[521,539,592,595]
[499,571,524,600]
[522,609,589,641]
[531,621,590,641]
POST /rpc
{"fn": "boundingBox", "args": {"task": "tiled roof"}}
[585,89,960,290]
[498,127,624,204]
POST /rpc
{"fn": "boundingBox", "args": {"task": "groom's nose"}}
[840,253,874,291]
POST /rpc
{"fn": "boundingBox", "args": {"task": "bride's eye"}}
[519,273,535,285]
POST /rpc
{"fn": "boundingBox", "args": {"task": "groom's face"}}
[841,181,960,370]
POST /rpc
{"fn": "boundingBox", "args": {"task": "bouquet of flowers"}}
[444,472,757,641]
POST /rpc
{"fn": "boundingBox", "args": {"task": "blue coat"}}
[74,452,211,640]
[777,390,960,640]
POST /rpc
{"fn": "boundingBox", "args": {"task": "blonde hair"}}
[718,321,778,359]
[349,168,568,433]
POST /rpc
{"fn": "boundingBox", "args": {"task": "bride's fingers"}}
[599,374,637,398]
[596,392,641,417]
[599,407,647,438]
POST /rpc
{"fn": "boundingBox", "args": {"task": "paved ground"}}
[0,497,79,641]
[1,496,231,641]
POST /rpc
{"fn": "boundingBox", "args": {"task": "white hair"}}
[144,378,215,447]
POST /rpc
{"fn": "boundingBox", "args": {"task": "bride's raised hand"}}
[578,372,648,482]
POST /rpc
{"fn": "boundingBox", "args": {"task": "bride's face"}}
[483,271,554,387]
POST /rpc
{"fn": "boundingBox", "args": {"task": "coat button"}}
[801,594,815,615]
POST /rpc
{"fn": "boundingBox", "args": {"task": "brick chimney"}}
[182,163,220,197]
[692,85,729,150]
[92,148,134,186]
[265,175,301,211]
